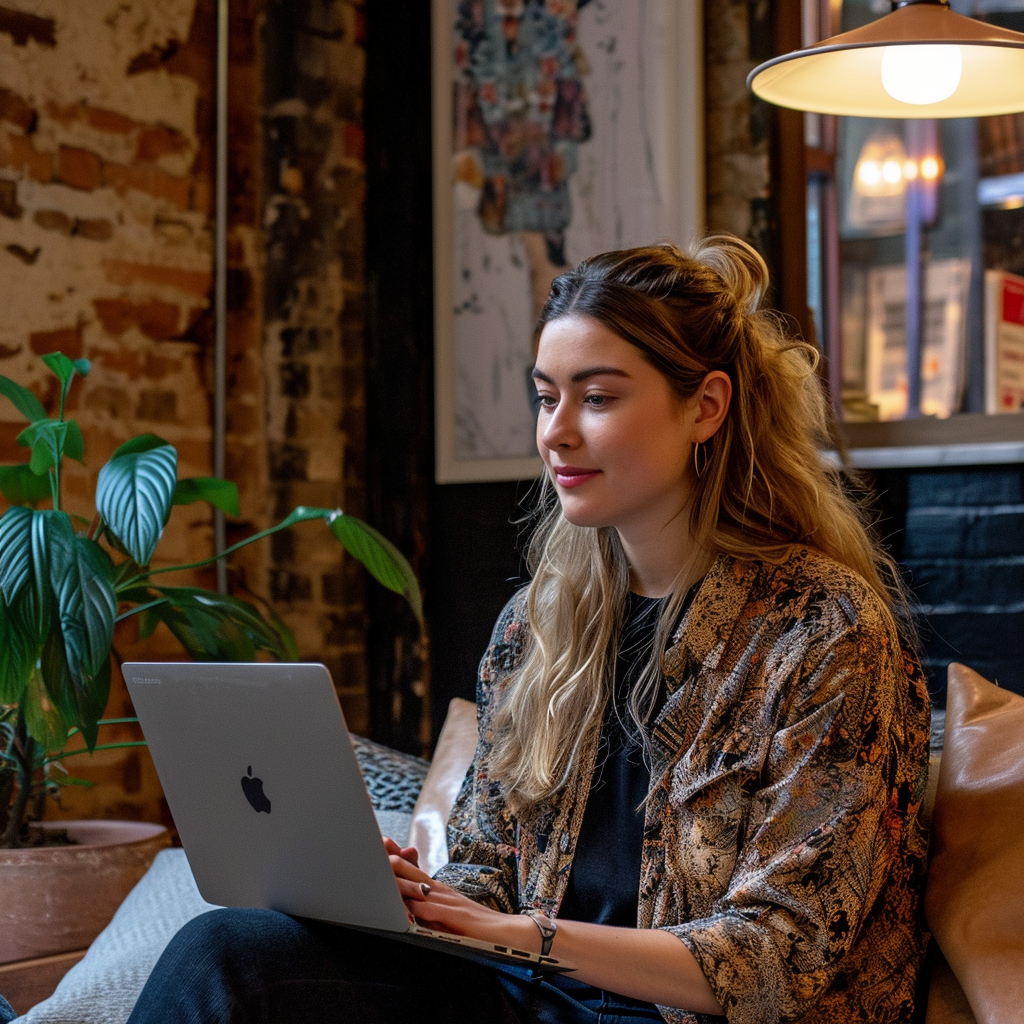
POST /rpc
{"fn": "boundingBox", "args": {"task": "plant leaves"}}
[173,477,240,516]
[64,420,85,463]
[18,419,69,475]
[0,506,34,605]
[328,513,423,623]
[0,595,34,704]
[50,535,116,688]
[0,375,46,423]
[96,435,177,566]
[139,586,295,662]
[41,352,75,387]
[23,666,69,753]
[0,464,52,506]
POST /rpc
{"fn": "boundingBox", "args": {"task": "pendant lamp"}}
[748,0,1024,118]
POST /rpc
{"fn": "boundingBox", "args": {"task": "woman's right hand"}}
[382,835,420,868]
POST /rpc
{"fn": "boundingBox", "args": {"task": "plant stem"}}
[42,741,148,766]
[1,713,34,848]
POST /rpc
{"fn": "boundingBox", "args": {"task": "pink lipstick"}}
[552,466,601,488]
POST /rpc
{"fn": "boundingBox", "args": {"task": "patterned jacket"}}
[435,549,931,1024]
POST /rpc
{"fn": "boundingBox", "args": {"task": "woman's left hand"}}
[384,839,538,952]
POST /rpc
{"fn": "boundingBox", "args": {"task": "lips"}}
[552,465,601,488]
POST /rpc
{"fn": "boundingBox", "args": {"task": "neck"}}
[620,527,713,598]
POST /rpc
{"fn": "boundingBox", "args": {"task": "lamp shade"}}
[748,0,1024,118]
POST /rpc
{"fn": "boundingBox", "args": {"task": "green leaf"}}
[0,506,33,603]
[64,420,85,463]
[41,352,75,387]
[0,375,46,423]
[141,586,295,662]
[0,464,52,506]
[50,535,116,689]
[96,435,177,566]
[18,419,69,475]
[173,477,240,516]
[0,595,34,704]
[40,631,109,751]
[23,667,69,752]
[328,513,422,623]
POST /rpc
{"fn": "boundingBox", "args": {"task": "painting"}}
[432,0,704,483]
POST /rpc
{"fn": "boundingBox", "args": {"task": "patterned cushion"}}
[350,734,429,813]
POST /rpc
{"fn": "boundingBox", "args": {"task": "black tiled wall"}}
[882,465,1024,705]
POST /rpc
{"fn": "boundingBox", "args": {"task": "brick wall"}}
[261,0,370,735]
[0,0,371,824]
[896,467,1024,703]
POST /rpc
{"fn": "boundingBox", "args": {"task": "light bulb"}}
[858,160,882,187]
[903,160,918,181]
[921,156,941,180]
[882,159,903,184]
[880,45,963,105]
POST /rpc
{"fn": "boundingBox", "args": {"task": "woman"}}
[128,236,930,1024]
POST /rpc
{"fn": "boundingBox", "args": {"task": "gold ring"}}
[419,882,432,898]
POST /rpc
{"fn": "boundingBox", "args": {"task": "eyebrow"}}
[531,366,631,384]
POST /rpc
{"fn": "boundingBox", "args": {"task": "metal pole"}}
[904,119,930,418]
[214,0,229,593]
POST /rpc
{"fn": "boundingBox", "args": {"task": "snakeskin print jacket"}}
[434,548,931,1024]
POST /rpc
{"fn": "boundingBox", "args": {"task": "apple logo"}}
[241,766,271,813]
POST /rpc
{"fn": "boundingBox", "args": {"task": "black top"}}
[558,583,699,927]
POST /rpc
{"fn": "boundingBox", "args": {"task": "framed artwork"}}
[432,0,704,483]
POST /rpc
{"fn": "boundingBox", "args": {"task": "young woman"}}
[128,236,930,1024]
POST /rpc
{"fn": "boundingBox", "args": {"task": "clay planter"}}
[0,820,170,965]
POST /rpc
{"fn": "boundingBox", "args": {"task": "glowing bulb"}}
[903,160,918,181]
[858,160,882,187]
[921,156,941,180]
[880,45,963,105]
[882,159,902,184]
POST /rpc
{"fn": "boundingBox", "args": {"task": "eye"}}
[584,393,610,408]
[534,392,557,410]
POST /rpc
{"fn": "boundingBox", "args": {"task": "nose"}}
[539,397,579,452]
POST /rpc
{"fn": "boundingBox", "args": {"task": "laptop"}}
[122,661,570,973]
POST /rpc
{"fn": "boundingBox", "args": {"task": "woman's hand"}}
[382,837,539,952]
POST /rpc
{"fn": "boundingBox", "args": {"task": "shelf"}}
[837,413,1024,469]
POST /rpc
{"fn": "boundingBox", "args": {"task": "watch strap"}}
[524,909,557,956]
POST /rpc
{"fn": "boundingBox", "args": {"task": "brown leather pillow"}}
[407,697,478,877]
[925,663,1024,1024]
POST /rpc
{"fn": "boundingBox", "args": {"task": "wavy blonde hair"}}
[489,235,913,809]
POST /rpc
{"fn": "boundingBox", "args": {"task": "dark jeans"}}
[0,992,14,1023]
[126,908,665,1024]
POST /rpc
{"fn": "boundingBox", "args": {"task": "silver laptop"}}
[122,661,569,973]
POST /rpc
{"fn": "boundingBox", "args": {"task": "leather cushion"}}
[407,698,478,877]
[925,663,1024,1024]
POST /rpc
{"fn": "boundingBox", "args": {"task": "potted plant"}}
[0,352,422,964]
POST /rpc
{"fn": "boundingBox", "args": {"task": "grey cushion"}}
[17,808,411,1024]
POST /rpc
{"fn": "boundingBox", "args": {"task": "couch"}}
[7,664,1023,1024]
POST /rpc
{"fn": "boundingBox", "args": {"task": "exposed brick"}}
[5,243,38,264]
[0,177,22,218]
[907,468,1024,508]
[127,38,181,75]
[270,569,312,603]
[93,297,181,339]
[268,442,308,481]
[57,146,103,190]
[93,348,143,378]
[83,385,129,418]
[30,326,82,359]
[103,163,191,209]
[0,420,28,455]
[33,208,73,233]
[279,361,310,398]
[0,87,34,132]
[86,106,138,134]
[74,217,114,241]
[135,389,178,422]
[143,352,182,379]
[136,124,190,162]
[0,6,56,47]
[104,259,212,296]
[344,122,365,163]
[4,132,52,182]
[904,507,1024,559]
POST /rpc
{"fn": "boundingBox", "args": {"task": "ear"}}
[691,371,731,443]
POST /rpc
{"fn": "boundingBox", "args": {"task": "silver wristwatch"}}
[524,909,557,956]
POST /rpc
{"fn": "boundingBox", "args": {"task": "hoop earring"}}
[693,441,708,479]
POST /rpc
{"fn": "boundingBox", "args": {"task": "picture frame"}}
[431,0,705,483]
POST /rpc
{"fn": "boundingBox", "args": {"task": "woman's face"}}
[533,315,699,545]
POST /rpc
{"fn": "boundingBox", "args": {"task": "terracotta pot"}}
[0,820,170,965]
